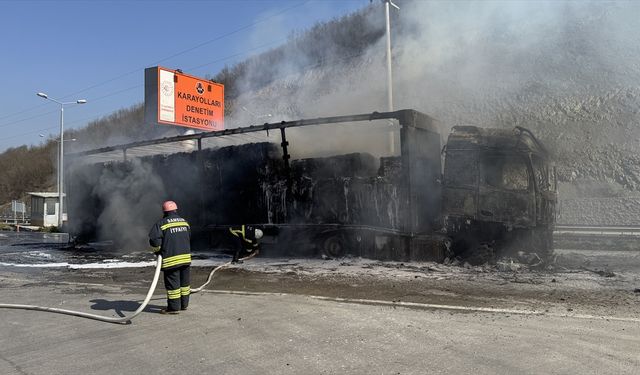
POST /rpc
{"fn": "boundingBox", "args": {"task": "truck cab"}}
[442,126,556,262]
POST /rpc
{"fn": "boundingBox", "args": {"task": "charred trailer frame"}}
[441,126,557,262]
[206,109,448,261]
[67,110,449,261]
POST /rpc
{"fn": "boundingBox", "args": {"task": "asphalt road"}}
[0,280,638,375]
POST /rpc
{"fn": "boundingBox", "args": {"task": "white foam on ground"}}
[28,251,52,259]
[70,261,156,269]
[0,262,71,268]
[0,258,229,269]
[71,259,226,269]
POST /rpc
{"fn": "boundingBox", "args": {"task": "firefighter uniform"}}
[229,225,261,262]
[149,204,191,313]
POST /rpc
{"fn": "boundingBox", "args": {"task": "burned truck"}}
[442,126,556,262]
[67,109,555,263]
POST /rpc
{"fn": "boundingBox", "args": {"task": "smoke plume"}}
[69,0,640,247]
[226,0,640,193]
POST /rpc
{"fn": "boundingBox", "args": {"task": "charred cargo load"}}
[67,110,555,263]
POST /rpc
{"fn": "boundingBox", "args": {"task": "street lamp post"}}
[36,92,86,228]
[381,0,399,154]
[384,0,399,113]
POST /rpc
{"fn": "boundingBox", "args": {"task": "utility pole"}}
[383,0,399,154]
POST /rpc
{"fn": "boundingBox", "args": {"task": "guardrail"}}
[554,225,640,237]
[0,219,30,225]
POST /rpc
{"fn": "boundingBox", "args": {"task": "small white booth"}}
[28,192,66,227]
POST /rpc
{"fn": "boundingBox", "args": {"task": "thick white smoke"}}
[227,0,640,193]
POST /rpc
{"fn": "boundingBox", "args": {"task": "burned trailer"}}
[66,110,448,261]
[441,126,557,262]
[207,109,448,261]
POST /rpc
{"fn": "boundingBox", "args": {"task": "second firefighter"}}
[229,225,263,263]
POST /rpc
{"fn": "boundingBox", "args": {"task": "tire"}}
[532,228,554,262]
[320,234,346,258]
[466,243,495,265]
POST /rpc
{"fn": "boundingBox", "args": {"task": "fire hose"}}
[0,251,257,324]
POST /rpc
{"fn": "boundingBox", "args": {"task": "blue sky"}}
[0,0,369,152]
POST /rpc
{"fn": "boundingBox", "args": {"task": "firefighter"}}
[149,200,191,315]
[229,225,263,263]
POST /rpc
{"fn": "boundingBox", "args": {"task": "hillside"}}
[230,1,640,198]
[1,0,639,215]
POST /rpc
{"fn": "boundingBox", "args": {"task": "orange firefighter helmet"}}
[162,200,178,212]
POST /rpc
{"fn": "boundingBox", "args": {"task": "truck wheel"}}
[321,235,346,259]
[467,243,494,265]
[532,228,554,262]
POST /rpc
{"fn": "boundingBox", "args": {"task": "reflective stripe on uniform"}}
[180,286,190,296]
[160,221,190,231]
[229,225,245,237]
[151,246,161,253]
[230,225,254,243]
[167,289,181,299]
[162,253,191,268]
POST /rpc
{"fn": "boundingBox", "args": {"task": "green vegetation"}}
[40,225,60,233]
[212,7,383,99]
[0,143,56,209]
